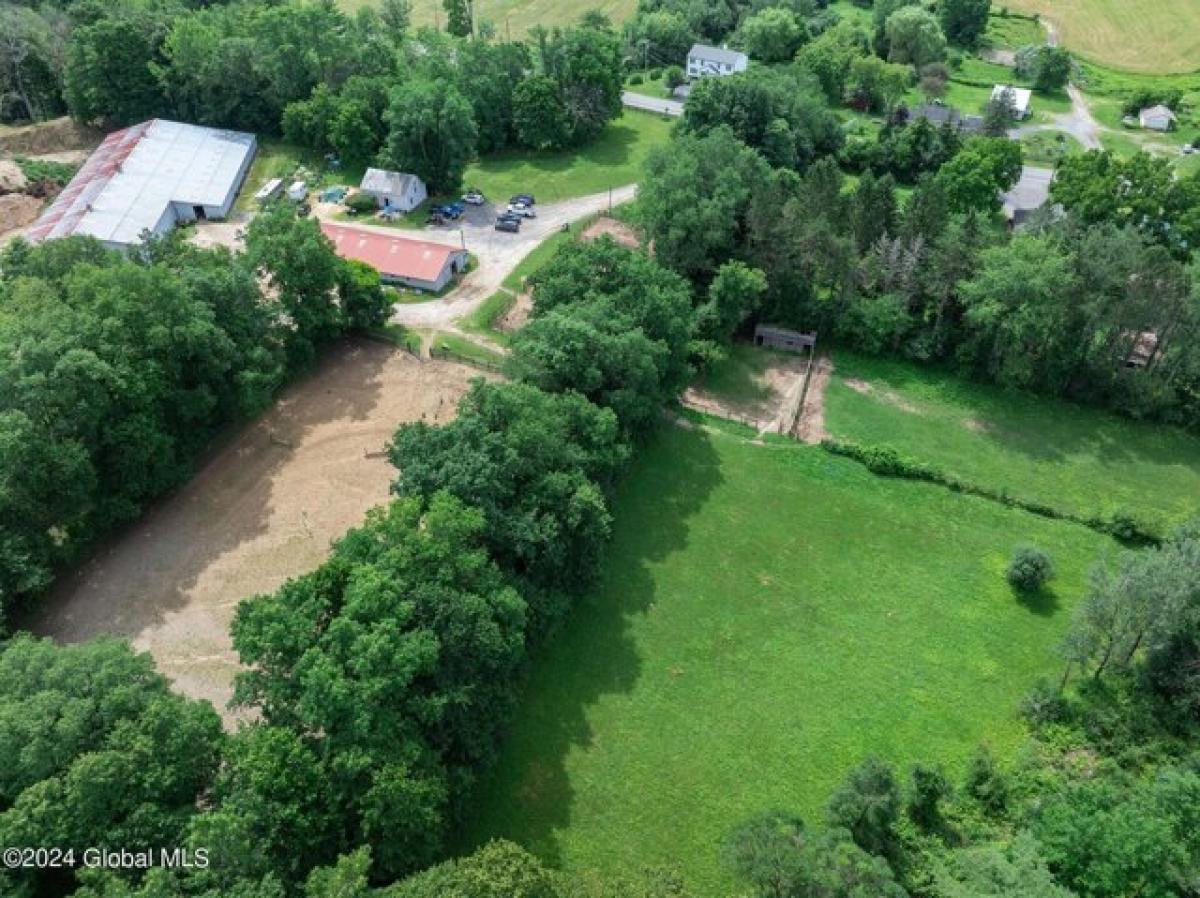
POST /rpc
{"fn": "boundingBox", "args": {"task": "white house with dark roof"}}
[686,44,748,80]
[358,167,428,212]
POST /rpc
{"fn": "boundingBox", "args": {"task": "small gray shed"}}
[754,325,816,354]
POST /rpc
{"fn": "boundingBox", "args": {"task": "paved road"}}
[622,91,684,118]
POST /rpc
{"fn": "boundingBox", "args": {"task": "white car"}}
[507,203,537,219]
[463,190,486,205]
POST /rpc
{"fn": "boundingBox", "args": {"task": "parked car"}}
[510,193,535,206]
[495,216,521,232]
[463,189,485,205]
[377,209,401,222]
[507,203,537,218]
[296,202,312,217]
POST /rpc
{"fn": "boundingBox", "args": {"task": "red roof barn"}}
[320,222,468,293]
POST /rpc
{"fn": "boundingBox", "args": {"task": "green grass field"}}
[461,111,673,204]
[824,350,1200,529]
[460,424,1111,894]
[1002,0,1200,74]
[339,0,636,35]
[984,12,1045,50]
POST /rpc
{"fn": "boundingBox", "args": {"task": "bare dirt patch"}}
[684,351,807,431]
[964,417,992,433]
[25,338,490,722]
[582,215,640,250]
[796,353,834,444]
[496,291,533,332]
[842,377,920,414]
[0,193,43,240]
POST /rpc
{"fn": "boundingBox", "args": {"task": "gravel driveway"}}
[316,186,638,329]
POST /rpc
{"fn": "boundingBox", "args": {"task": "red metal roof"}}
[26,121,151,242]
[320,222,465,283]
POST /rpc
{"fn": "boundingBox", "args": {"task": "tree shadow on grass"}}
[1011,583,1060,617]
[455,424,724,866]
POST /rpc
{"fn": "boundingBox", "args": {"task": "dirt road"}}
[25,339,487,720]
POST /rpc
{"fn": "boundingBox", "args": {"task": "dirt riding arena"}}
[25,339,489,721]
[683,351,809,433]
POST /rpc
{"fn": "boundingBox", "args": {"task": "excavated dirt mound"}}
[0,116,102,157]
[0,159,28,193]
[0,193,43,239]
[582,216,640,249]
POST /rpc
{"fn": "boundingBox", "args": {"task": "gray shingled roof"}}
[360,167,422,196]
[687,43,747,66]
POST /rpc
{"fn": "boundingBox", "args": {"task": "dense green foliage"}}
[0,636,224,897]
[0,213,387,624]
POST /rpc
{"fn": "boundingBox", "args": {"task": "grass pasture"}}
[461,425,1111,894]
[824,351,1200,529]
[1001,0,1200,74]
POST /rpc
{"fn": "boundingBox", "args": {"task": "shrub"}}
[648,67,662,80]
[345,191,378,214]
[628,73,644,86]
[964,745,1009,815]
[1006,544,1055,591]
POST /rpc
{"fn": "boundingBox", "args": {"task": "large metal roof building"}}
[26,119,256,250]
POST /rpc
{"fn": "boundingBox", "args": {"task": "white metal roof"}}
[687,44,747,66]
[28,119,256,247]
[360,167,423,196]
[991,85,1033,114]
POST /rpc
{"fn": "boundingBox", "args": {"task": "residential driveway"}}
[622,91,684,118]
[312,186,638,329]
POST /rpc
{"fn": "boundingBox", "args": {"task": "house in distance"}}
[1139,105,1177,132]
[358,167,428,213]
[991,85,1033,120]
[686,44,749,79]
[320,222,468,293]
[26,119,256,251]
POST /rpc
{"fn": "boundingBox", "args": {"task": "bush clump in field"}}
[1006,544,1055,592]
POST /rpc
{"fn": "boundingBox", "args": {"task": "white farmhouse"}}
[1139,105,1177,132]
[27,119,256,250]
[686,44,749,79]
[359,168,428,213]
[991,84,1033,120]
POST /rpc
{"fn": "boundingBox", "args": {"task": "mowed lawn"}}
[460,426,1109,894]
[461,110,673,203]
[339,0,637,35]
[825,350,1200,528]
[1001,0,1200,73]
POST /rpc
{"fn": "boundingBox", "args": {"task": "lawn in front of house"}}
[460,110,674,205]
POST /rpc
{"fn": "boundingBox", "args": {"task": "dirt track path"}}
[24,339,487,720]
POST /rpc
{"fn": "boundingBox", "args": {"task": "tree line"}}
[1,0,626,193]
[0,233,718,896]
[0,209,391,627]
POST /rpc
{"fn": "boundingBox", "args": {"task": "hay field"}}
[340,0,638,35]
[1003,0,1200,73]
